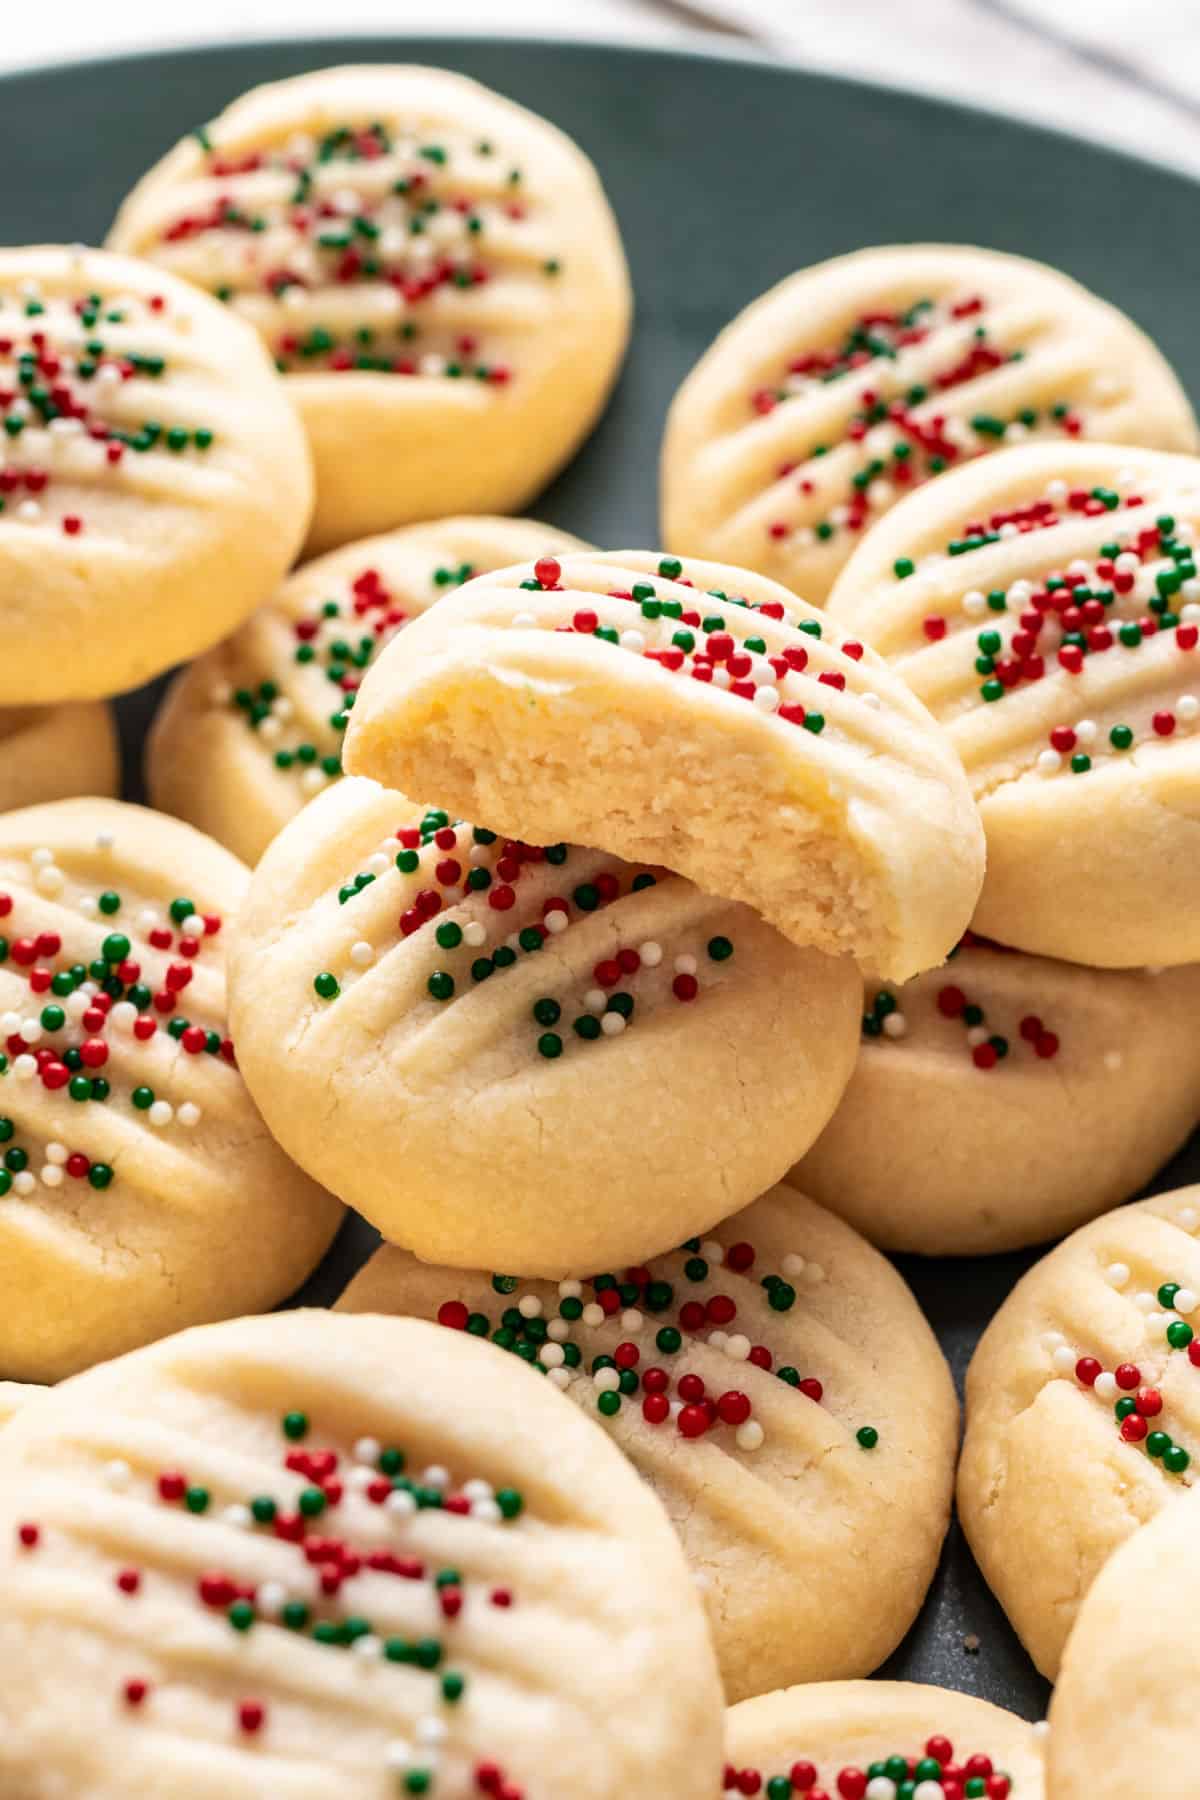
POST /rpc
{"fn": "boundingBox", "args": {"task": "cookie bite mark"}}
[344,552,985,982]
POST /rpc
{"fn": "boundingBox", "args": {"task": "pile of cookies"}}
[0,57,1197,1799]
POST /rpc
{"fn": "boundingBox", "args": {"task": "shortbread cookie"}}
[0,1309,723,1799]
[0,246,312,704]
[0,702,118,811]
[230,777,859,1276]
[828,442,1200,964]
[1049,1486,1200,1799]
[959,1186,1200,1677]
[343,551,985,981]
[794,935,1200,1255]
[148,517,586,866]
[337,1182,958,1700]
[725,1681,1046,1799]
[662,244,1196,605]
[0,798,342,1383]
[109,65,632,553]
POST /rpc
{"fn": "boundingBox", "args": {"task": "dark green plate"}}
[9,30,1200,1726]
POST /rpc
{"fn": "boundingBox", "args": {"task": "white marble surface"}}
[8,0,1200,178]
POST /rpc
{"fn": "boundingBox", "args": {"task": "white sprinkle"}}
[149,1100,174,1128]
[804,1263,825,1285]
[353,1437,381,1466]
[585,989,606,1015]
[621,1309,643,1331]
[353,1634,382,1660]
[421,1465,449,1490]
[582,1302,604,1327]
[35,867,64,897]
[1174,1288,1197,1315]
[18,1020,41,1045]
[17,500,42,522]
[0,1012,18,1035]
[707,1330,728,1351]
[867,1780,898,1800]
[543,908,568,934]
[1037,749,1062,775]
[619,629,646,652]
[1095,1372,1118,1401]
[44,1142,67,1166]
[1047,479,1068,503]
[547,1318,569,1343]
[385,1489,417,1518]
[674,954,697,976]
[177,1102,201,1128]
[735,1421,764,1452]
[77,895,98,918]
[417,1718,447,1746]
[1179,1207,1200,1231]
[1134,1291,1157,1314]
[103,1459,132,1489]
[882,1011,908,1039]
[1042,1330,1066,1351]
[301,767,326,795]
[462,921,486,947]
[557,1279,582,1299]
[966,1025,989,1047]
[30,849,53,869]
[861,691,881,709]
[383,1743,412,1774]
[1074,719,1097,746]
[109,1001,137,1032]
[639,941,662,967]
[257,1581,288,1618]
[724,1334,751,1361]
[12,1056,36,1080]
[1179,694,1200,723]
[350,941,374,967]
[962,590,987,618]
[511,611,537,628]
[594,1366,620,1392]
[600,1012,625,1036]
[539,1343,564,1368]
[1052,1346,1077,1375]
[701,1241,724,1265]
[1105,1263,1130,1289]
[753,685,780,713]
[223,1504,253,1530]
[517,1294,542,1319]
[782,1254,805,1277]
[472,1495,504,1516]
[39,1166,63,1189]
[12,1172,34,1195]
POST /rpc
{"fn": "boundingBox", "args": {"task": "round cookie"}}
[661,243,1197,606]
[108,65,632,553]
[148,517,587,866]
[343,550,986,982]
[0,246,312,704]
[0,1309,723,1799]
[724,1681,1046,1799]
[0,702,118,811]
[1049,1486,1200,1799]
[229,775,859,1276]
[336,1181,958,1701]
[958,1186,1200,1678]
[828,442,1200,965]
[793,934,1200,1256]
[0,798,342,1383]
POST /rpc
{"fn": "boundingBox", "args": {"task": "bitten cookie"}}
[337,1182,958,1701]
[0,798,342,1383]
[229,777,859,1276]
[958,1186,1200,1677]
[661,244,1196,605]
[343,551,985,982]
[109,65,632,553]
[148,517,586,866]
[1049,1486,1200,1799]
[0,702,118,811]
[0,246,313,703]
[724,1681,1046,1799]
[828,442,1200,965]
[793,935,1200,1255]
[0,1310,723,1799]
